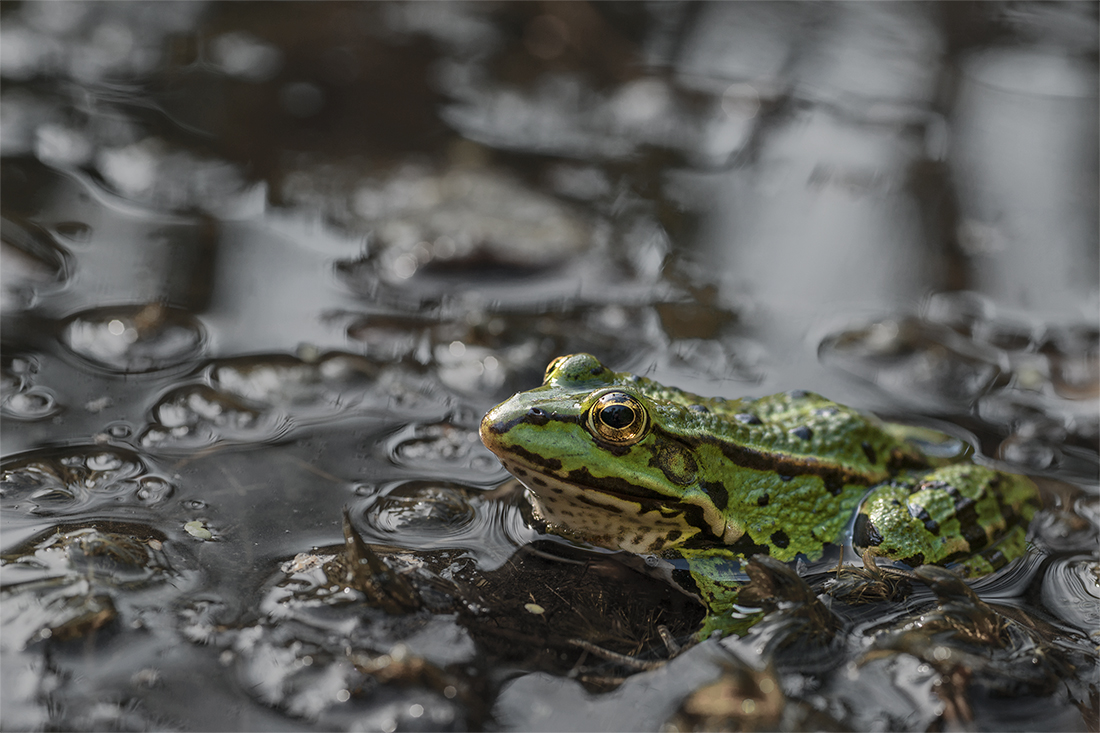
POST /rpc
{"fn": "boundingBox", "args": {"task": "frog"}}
[479,353,1040,639]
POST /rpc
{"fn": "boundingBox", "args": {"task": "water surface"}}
[2,2,1097,731]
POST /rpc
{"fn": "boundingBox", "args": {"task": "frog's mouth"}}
[523,470,706,554]
[488,450,707,553]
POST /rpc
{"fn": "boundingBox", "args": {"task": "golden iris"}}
[587,392,648,445]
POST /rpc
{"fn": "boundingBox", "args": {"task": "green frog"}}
[479,353,1040,638]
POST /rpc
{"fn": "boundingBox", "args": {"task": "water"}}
[2,2,1097,731]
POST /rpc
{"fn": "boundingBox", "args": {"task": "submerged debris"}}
[334,510,424,615]
[857,564,1096,728]
[664,659,786,732]
[734,555,841,663]
[1,522,181,648]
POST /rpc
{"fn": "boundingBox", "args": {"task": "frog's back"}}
[637,376,928,483]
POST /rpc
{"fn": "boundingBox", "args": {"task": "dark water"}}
[2,2,1098,731]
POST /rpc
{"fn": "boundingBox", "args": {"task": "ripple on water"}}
[1,215,71,310]
[60,303,206,374]
[366,482,476,534]
[1,354,59,420]
[386,422,498,477]
[1030,483,1099,553]
[139,384,289,453]
[355,481,533,569]
[1041,555,1100,641]
[138,353,398,452]
[1,446,175,516]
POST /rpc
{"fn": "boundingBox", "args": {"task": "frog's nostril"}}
[526,407,549,425]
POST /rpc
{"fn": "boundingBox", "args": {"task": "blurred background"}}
[2,2,1098,731]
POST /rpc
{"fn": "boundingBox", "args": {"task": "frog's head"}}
[480,354,737,553]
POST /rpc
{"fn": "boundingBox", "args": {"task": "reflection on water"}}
[61,303,207,373]
[1,2,1097,731]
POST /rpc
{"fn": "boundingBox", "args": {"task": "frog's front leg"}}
[671,547,758,639]
[854,463,1040,577]
[679,551,840,642]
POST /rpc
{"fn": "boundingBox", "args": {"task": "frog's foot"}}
[567,638,667,671]
[823,548,915,604]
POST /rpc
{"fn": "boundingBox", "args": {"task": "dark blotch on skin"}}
[735,413,762,425]
[824,476,843,496]
[531,477,547,487]
[854,514,883,547]
[672,568,699,594]
[700,480,729,512]
[666,530,682,543]
[507,445,563,471]
[678,431,882,491]
[861,441,877,465]
[757,493,770,507]
[997,501,1021,531]
[564,466,678,503]
[576,494,624,514]
[901,551,926,567]
[770,530,790,549]
[907,503,940,535]
[886,447,932,473]
[779,474,793,482]
[792,426,814,441]
[720,532,772,558]
[956,495,989,551]
[689,405,710,414]
[514,466,528,477]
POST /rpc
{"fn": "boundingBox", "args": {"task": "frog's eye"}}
[543,356,567,384]
[587,392,649,446]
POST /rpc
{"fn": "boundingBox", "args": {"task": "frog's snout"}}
[478,410,495,450]
[479,401,511,455]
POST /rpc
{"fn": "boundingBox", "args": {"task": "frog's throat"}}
[507,465,736,554]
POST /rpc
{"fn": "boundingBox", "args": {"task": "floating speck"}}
[184,520,213,541]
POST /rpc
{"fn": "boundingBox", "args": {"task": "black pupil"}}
[601,404,636,430]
